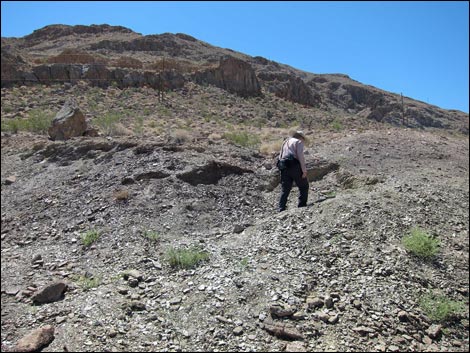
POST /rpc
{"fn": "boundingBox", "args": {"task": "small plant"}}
[134,115,145,136]
[238,257,249,270]
[330,118,343,132]
[402,227,440,258]
[73,275,101,291]
[166,246,209,269]
[419,292,465,322]
[171,129,191,144]
[81,229,100,247]
[144,230,160,242]
[325,191,337,198]
[94,111,123,136]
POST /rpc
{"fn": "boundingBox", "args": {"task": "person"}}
[278,131,309,212]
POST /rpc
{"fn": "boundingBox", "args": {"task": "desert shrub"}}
[330,118,343,131]
[113,189,129,201]
[72,275,101,291]
[171,129,192,144]
[259,140,283,155]
[419,292,466,322]
[223,131,260,148]
[402,227,440,258]
[93,112,123,136]
[144,230,160,242]
[166,246,209,269]
[238,257,250,271]
[81,229,100,247]
[1,109,54,134]
[1,119,20,133]
[133,116,145,136]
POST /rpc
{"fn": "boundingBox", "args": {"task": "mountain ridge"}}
[1,24,468,134]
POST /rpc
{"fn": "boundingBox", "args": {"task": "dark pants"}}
[279,163,309,211]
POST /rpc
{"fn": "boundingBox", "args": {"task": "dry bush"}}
[171,129,193,144]
[259,140,283,155]
[113,188,129,201]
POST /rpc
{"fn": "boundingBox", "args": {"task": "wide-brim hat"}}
[292,130,308,141]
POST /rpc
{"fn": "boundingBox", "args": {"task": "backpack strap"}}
[279,138,289,160]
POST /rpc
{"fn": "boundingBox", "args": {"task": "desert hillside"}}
[1,24,469,352]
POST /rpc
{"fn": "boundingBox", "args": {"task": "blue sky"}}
[1,1,469,113]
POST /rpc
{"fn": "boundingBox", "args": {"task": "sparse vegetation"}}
[144,230,161,242]
[81,229,100,247]
[166,246,209,269]
[259,140,283,155]
[238,257,249,270]
[1,109,54,134]
[93,111,123,136]
[330,118,343,131]
[171,129,192,144]
[223,130,260,148]
[419,292,465,322]
[402,227,440,258]
[72,274,101,291]
[134,115,145,136]
[325,191,337,198]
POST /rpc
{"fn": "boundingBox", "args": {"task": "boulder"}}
[31,281,67,305]
[48,99,87,140]
[13,325,55,352]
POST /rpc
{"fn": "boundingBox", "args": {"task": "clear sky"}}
[1,1,469,113]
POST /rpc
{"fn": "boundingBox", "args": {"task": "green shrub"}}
[1,119,20,133]
[144,230,160,242]
[238,257,250,271]
[166,246,209,269]
[419,292,465,322]
[81,229,100,247]
[402,227,439,258]
[1,109,54,134]
[223,131,260,148]
[330,118,343,131]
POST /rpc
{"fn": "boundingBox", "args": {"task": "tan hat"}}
[293,130,306,140]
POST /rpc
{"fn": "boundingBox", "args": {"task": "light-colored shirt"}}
[279,137,307,174]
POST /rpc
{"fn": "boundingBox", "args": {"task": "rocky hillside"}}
[1,24,468,133]
[1,24,469,352]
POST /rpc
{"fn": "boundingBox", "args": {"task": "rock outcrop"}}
[193,56,262,97]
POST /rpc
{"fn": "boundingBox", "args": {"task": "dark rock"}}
[31,281,67,305]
